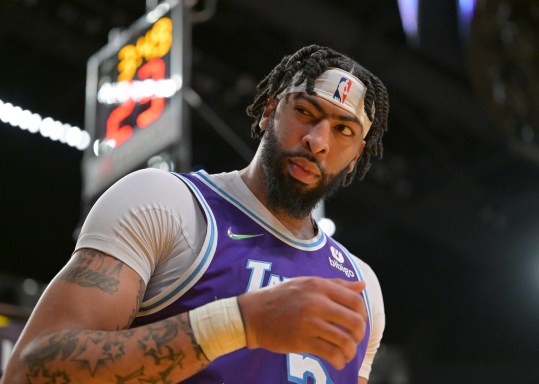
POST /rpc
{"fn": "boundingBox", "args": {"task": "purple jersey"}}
[132,171,372,383]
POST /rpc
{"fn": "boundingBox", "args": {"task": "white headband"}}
[278,67,373,138]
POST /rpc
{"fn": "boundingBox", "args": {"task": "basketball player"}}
[2,44,389,383]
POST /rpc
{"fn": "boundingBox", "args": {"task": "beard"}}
[260,117,349,220]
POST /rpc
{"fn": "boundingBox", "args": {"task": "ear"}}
[259,97,278,131]
[348,140,366,173]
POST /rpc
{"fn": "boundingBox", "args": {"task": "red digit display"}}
[136,58,165,129]
[104,58,167,147]
[105,98,136,148]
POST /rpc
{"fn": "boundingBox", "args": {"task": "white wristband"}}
[188,296,247,361]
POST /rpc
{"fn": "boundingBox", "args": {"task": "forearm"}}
[7,313,209,383]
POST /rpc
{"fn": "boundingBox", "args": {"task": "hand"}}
[237,276,367,369]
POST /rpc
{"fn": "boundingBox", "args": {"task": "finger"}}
[322,279,367,315]
[313,298,366,343]
[329,278,366,294]
[303,279,367,341]
[307,317,358,362]
[304,337,350,370]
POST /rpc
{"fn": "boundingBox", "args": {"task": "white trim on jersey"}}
[333,238,373,335]
[194,170,328,252]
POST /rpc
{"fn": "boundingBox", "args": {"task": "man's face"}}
[259,94,365,220]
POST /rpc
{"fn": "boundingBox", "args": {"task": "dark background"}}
[1,0,538,382]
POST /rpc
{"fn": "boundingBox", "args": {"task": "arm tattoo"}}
[60,249,123,294]
[21,249,209,381]
[23,315,209,382]
[120,277,145,330]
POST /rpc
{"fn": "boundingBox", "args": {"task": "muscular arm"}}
[2,249,209,383]
[3,249,368,383]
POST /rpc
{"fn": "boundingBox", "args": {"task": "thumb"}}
[330,278,366,293]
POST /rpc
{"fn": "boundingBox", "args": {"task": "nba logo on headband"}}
[333,77,352,105]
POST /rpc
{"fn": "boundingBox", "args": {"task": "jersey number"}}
[287,353,334,384]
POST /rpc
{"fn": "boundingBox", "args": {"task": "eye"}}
[336,124,355,137]
[294,106,312,116]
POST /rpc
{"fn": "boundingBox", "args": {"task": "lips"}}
[288,157,321,184]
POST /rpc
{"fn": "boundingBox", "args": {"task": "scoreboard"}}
[82,0,190,202]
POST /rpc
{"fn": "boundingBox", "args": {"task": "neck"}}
[239,155,317,240]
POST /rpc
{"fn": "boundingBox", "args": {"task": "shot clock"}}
[82,0,190,203]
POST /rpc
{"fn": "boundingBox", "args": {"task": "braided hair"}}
[246,44,389,185]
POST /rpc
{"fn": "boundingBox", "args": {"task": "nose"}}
[301,118,331,155]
